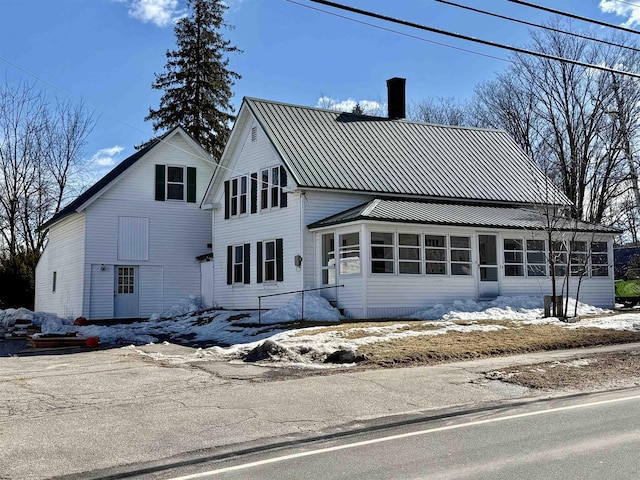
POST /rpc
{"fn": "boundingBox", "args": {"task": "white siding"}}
[139,265,163,317]
[81,135,213,318]
[212,120,303,309]
[118,216,149,261]
[35,213,86,319]
[89,263,113,319]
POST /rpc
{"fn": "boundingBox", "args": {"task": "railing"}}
[258,284,344,324]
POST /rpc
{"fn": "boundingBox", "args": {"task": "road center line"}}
[168,392,640,479]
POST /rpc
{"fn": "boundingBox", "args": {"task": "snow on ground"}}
[2,294,640,367]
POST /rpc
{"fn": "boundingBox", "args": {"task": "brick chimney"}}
[387,77,406,120]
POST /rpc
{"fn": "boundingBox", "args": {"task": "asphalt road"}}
[159,389,640,480]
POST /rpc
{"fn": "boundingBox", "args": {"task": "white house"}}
[202,78,619,319]
[35,126,215,320]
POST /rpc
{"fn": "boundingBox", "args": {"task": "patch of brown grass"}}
[357,325,640,368]
[294,321,440,339]
[488,351,640,389]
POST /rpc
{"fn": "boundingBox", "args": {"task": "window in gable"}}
[167,166,185,200]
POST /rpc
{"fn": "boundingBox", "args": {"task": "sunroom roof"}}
[307,199,620,234]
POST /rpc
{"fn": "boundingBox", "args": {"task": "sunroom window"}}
[450,236,472,275]
[504,239,524,276]
[339,232,360,275]
[425,235,447,275]
[591,242,609,277]
[371,232,394,274]
[526,240,547,276]
[551,241,568,277]
[399,234,421,274]
[570,241,588,276]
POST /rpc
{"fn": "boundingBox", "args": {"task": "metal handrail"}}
[258,284,344,324]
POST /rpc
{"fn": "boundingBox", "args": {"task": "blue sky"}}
[1,0,638,173]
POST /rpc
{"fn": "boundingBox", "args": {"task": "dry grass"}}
[356,325,640,368]
[295,321,440,339]
[488,351,640,389]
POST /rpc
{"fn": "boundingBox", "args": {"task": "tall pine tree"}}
[146,0,240,158]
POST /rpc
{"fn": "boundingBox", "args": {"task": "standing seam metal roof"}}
[307,199,620,233]
[246,98,570,206]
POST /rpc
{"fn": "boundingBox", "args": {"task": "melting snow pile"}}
[4,294,640,368]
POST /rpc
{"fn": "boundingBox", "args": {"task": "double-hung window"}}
[371,232,394,274]
[264,240,276,282]
[257,238,284,283]
[229,176,248,217]
[167,166,185,200]
[260,166,282,209]
[227,244,250,285]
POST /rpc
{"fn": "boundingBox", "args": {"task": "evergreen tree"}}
[351,103,364,115]
[146,0,240,158]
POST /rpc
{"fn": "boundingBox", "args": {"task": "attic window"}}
[251,126,257,142]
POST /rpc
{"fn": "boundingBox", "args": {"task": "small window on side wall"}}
[52,271,57,293]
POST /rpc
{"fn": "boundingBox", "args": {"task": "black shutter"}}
[276,238,284,282]
[224,180,230,219]
[155,165,165,201]
[187,167,196,203]
[243,244,251,284]
[250,172,258,214]
[257,241,263,283]
[226,245,232,285]
[280,166,287,208]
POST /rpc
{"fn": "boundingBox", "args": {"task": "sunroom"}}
[308,199,618,319]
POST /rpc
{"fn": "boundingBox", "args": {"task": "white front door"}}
[477,234,500,300]
[114,266,139,318]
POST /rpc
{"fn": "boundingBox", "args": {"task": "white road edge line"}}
[168,393,640,479]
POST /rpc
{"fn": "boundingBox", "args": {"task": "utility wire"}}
[305,0,640,79]
[436,0,640,53]
[286,0,510,63]
[508,0,640,36]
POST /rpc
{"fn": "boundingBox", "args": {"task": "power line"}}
[508,0,640,36]
[286,0,511,63]
[436,0,640,53]
[305,0,640,79]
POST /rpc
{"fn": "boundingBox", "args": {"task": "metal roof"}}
[308,199,620,233]
[246,98,570,206]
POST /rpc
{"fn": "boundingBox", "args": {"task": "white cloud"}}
[316,96,385,116]
[599,0,640,28]
[114,0,182,27]
[91,145,124,168]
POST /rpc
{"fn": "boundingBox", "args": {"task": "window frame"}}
[233,244,245,284]
[321,233,336,285]
[166,165,185,201]
[590,241,609,277]
[424,234,448,275]
[263,239,277,282]
[260,166,282,210]
[450,236,472,276]
[398,233,422,275]
[229,175,248,217]
[503,238,525,277]
[339,232,361,276]
[370,231,395,274]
